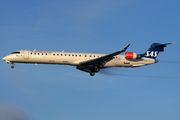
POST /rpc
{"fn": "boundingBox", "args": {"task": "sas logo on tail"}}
[145,51,158,57]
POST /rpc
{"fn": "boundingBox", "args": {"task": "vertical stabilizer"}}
[140,43,174,59]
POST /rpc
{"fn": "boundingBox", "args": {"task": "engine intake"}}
[125,52,142,59]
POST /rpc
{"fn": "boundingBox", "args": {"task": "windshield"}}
[11,52,20,54]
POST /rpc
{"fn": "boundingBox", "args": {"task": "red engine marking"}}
[126,52,133,59]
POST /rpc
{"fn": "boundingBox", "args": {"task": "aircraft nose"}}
[2,56,11,63]
[2,57,6,60]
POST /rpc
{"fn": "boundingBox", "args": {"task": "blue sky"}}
[0,0,180,120]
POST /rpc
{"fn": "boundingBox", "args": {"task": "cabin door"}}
[24,50,29,59]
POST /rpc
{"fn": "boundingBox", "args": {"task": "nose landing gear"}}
[11,62,14,69]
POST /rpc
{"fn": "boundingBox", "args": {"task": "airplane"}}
[2,43,174,76]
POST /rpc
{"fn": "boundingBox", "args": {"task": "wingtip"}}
[122,44,130,51]
[124,44,130,49]
[126,44,130,47]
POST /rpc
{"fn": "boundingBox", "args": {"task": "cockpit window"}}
[11,52,20,54]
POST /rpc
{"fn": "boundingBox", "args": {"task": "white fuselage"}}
[2,50,157,68]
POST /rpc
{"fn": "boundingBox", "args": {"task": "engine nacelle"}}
[125,52,142,59]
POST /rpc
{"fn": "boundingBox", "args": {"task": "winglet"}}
[121,44,130,52]
[114,44,130,55]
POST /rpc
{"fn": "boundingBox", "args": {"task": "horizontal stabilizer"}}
[153,42,175,47]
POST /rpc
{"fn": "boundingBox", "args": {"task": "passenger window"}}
[72,54,74,56]
[69,54,70,56]
[53,54,55,56]
[94,55,95,57]
[42,53,43,55]
[65,54,66,56]
[38,53,39,55]
[46,53,47,55]
[31,53,32,55]
[85,55,87,57]
[75,55,77,57]
[34,53,36,55]
[57,54,59,56]
[79,55,81,57]
[61,54,63,56]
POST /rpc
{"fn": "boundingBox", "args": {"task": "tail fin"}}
[140,43,174,59]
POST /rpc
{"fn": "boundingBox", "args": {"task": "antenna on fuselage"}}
[34,49,36,51]
[62,50,64,52]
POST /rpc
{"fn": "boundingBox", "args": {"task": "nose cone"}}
[2,55,12,61]
[2,56,11,63]
[2,57,6,60]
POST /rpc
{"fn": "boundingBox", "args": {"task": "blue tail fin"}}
[140,43,174,59]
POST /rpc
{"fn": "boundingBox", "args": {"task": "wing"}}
[76,44,130,73]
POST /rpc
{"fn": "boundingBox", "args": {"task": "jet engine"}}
[125,52,142,59]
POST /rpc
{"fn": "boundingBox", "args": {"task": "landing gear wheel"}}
[11,65,14,69]
[90,72,95,76]
[94,67,99,72]
[11,62,14,69]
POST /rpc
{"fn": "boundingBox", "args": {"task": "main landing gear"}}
[76,65,100,76]
[11,62,14,69]
[90,66,99,76]
[90,72,95,76]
